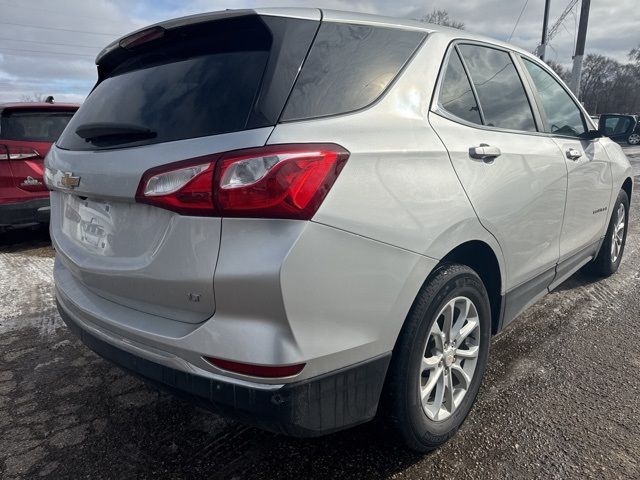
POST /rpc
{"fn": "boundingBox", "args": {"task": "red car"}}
[0,102,79,230]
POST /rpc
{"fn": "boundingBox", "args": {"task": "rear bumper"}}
[58,299,390,437]
[0,197,50,227]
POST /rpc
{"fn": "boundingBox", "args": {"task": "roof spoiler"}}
[95,9,255,67]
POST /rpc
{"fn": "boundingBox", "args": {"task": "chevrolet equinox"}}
[47,9,632,451]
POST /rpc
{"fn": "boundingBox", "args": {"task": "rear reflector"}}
[205,357,305,378]
[135,144,349,220]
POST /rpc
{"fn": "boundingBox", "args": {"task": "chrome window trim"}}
[430,38,593,141]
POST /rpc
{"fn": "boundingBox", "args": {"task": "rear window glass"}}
[281,23,425,122]
[57,15,318,151]
[1,110,75,142]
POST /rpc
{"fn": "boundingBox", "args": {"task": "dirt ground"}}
[1,147,639,479]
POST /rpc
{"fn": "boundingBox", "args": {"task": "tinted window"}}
[438,50,482,124]
[58,16,319,151]
[523,58,586,137]
[282,23,425,121]
[458,45,536,132]
[1,110,75,142]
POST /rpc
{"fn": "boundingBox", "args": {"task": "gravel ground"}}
[1,147,640,479]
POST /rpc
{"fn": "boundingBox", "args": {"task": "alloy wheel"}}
[611,203,626,263]
[419,296,480,421]
[628,133,640,145]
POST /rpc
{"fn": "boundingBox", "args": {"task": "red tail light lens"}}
[205,356,305,378]
[135,156,218,216]
[215,144,349,220]
[136,144,349,219]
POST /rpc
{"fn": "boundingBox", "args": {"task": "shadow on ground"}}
[0,226,51,253]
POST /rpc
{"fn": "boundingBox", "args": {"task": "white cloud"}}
[0,0,638,103]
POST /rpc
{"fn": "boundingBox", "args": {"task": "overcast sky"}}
[0,0,638,103]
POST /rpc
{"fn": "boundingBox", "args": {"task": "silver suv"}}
[47,9,632,451]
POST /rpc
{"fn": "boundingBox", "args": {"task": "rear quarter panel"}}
[268,33,505,276]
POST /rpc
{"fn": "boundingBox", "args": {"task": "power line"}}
[0,21,123,37]
[508,0,529,42]
[0,0,132,27]
[0,36,101,50]
[0,47,95,58]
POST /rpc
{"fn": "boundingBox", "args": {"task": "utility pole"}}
[539,0,551,60]
[569,0,591,98]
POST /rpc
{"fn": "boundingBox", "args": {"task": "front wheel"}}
[386,264,491,452]
[628,133,640,145]
[585,189,629,277]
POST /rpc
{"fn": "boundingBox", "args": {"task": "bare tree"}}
[546,60,571,83]
[19,93,47,102]
[579,48,640,114]
[630,45,640,64]
[416,9,465,29]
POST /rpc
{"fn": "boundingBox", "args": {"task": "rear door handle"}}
[566,148,582,160]
[469,144,501,161]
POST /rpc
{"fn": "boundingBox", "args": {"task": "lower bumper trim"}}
[58,300,390,437]
[0,198,50,227]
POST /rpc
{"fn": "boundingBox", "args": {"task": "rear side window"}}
[458,45,536,132]
[57,15,319,151]
[1,110,75,142]
[522,59,586,137]
[281,23,425,121]
[438,49,482,124]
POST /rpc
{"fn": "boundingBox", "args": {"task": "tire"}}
[585,189,629,277]
[386,263,491,452]
[628,133,640,145]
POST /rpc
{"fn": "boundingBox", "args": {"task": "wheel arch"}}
[439,240,504,335]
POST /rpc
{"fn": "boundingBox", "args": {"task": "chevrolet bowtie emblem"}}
[60,172,81,189]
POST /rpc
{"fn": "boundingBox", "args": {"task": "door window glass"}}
[523,58,586,137]
[458,45,536,132]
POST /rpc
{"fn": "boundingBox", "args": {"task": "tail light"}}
[0,145,40,160]
[136,159,216,216]
[205,356,305,378]
[136,144,349,220]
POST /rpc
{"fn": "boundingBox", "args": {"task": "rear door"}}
[520,58,612,260]
[429,43,567,291]
[0,108,76,198]
[47,12,320,324]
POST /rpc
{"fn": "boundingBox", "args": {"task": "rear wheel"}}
[628,133,640,145]
[387,264,491,452]
[585,189,629,277]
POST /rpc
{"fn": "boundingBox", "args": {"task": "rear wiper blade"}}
[75,122,156,141]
